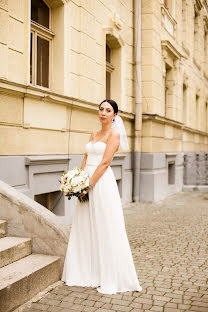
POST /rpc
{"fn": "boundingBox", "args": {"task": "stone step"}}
[0,254,60,312]
[0,220,7,238]
[0,236,32,268]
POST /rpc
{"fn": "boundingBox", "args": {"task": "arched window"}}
[30,0,54,88]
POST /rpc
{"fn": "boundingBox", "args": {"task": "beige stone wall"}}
[0,0,134,155]
[0,0,29,84]
[141,0,208,153]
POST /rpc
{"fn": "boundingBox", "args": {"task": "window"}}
[204,21,208,75]
[195,94,199,129]
[182,83,187,124]
[168,162,175,184]
[193,2,202,63]
[106,44,115,99]
[163,0,175,17]
[30,0,54,88]
[182,0,187,47]
[164,64,173,118]
[194,10,199,60]
[34,191,60,211]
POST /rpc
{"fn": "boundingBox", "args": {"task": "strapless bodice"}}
[85,141,107,166]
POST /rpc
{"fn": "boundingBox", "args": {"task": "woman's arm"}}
[89,131,120,186]
[81,153,88,170]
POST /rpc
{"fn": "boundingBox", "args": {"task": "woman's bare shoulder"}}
[110,127,120,139]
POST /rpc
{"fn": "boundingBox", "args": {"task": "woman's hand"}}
[80,186,90,198]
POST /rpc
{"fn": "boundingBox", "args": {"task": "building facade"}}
[0,0,208,222]
[0,0,137,223]
[140,0,208,201]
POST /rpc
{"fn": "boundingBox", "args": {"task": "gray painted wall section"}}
[139,152,184,202]
[183,152,208,185]
[0,153,133,224]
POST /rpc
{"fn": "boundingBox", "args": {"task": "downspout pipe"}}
[133,0,142,202]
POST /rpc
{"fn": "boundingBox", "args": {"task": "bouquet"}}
[59,167,90,202]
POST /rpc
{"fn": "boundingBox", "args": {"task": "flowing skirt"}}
[61,164,142,294]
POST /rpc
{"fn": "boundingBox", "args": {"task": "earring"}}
[112,118,115,123]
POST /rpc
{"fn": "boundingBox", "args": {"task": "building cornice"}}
[143,114,208,136]
[142,114,183,128]
[0,78,135,121]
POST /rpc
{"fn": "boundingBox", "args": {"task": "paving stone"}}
[134,297,152,304]
[82,306,97,312]
[165,302,177,308]
[60,301,74,309]
[191,301,208,307]
[82,307,97,312]
[150,306,163,311]
[82,299,96,306]
[142,304,152,309]
[99,297,112,303]
[129,302,142,309]
[189,307,208,312]
[178,304,191,309]
[94,301,105,308]
[38,299,61,306]
[18,193,208,312]
[30,303,49,310]
[111,299,130,306]
[152,295,171,302]
[153,300,166,307]
[111,305,132,311]
[62,296,76,303]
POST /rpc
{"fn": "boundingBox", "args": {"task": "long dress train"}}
[61,141,142,294]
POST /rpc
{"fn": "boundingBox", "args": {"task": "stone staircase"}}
[0,220,61,312]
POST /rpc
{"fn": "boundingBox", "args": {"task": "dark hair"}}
[99,99,118,114]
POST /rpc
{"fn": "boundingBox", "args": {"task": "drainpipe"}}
[133,0,142,202]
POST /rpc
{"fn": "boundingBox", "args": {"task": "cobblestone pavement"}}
[22,191,208,312]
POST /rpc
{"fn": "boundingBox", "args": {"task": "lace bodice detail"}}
[85,141,107,166]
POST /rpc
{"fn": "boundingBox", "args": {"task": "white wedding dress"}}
[61,141,142,294]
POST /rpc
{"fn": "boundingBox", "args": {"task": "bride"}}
[61,99,142,295]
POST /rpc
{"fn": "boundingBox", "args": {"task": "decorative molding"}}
[203,70,208,80]
[142,114,208,136]
[161,4,177,38]
[183,72,189,87]
[25,155,71,166]
[161,40,184,61]
[0,78,135,121]
[204,0,208,13]
[46,0,65,8]
[194,0,203,16]
[112,13,122,30]
[142,114,183,128]
[104,27,125,48]
[182,42,190,57]
[204,16,208,34]
[193,57,202,71]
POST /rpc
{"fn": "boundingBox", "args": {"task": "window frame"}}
[30,1,54,89]
[106,43,115,99]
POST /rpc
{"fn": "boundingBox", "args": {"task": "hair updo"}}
[99,99,118,114]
